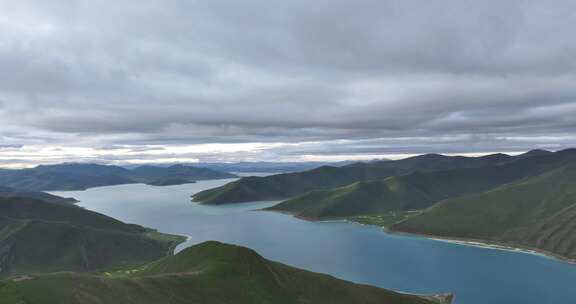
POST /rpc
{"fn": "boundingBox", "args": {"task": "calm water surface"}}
[52,179,576,304]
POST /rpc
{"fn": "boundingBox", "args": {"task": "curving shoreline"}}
[387,230,576,266]
[345,214,576,265]
[262,208,576,266]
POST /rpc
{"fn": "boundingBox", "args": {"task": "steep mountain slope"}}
[266,178,432,219]
[193,149,562,205]
[392,164,576,259]
[193,166,400,204]
[0,197,185,277]
[0,163,235,191]
[0,241,452,304]
[265,163,538,219]
[0,186,77,204]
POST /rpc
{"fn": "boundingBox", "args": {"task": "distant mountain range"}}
[192,149,553,205]
[265,149,564,220]
[0,241,452,304]
[0,163,236,191]
[197,161,358,173]
[194,148,576,261]
[125,161,358,173]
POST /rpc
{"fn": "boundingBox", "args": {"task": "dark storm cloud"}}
[1,0,576,165]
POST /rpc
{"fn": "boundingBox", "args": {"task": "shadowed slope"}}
[264,152,573,220]
[0,186,77,204]
[0,197,185,277]
[392,164,576,259]
[193,166,400,204]
[193,150,562,205]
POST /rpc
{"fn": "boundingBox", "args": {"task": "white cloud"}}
[1,0,576,166]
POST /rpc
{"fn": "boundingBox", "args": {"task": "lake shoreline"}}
[351,218,576,265]
[386,230,576,266]
[261,209,576,266]
[60,182,576,304]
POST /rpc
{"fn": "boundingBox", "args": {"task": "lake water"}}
[52,179,576,304]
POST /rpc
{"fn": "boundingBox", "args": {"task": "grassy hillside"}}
[0,186,77,204]
[193,149,565,205]
[392,164,576,259]
[0,163,235,191]
[193,166,400,204]
[0,241,452,304]
[263,150,576,220]
[0,197,185,277]
[265,178,432,219]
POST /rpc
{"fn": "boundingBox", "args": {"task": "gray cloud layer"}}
[1,0,576,165]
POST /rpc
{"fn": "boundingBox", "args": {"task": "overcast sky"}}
[1,0,576,167]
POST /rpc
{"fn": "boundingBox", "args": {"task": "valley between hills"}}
[194,149,576,263]
[0,162,452,304]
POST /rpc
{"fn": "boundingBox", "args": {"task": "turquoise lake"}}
[52,179,576,304]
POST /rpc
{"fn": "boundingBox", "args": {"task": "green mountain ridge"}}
[193,149,576,262]
[259,149,576,261]
[265,178,432,219]
[0,241,453,304]
[0,186,77,205]
[193,149,560,205]
[263,151,571,220]
[193,165,399,204]
[352,152,513,171]
[0,197,185,277]
[0,163,236,191]
[391,164,576,260]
